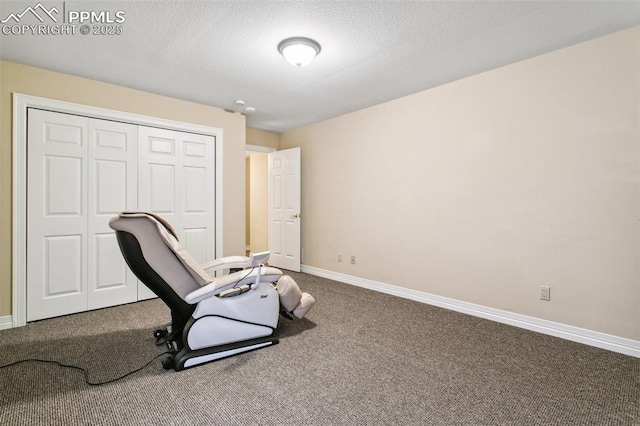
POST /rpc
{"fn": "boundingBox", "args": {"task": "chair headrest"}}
[115,211,213,286]
[119,210,179,239]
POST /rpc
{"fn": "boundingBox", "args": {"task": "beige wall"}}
[246,127,280,149]
[0,61,247,317]
[281,27,640,340]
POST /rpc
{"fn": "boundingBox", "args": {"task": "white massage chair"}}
[109,211,315,371]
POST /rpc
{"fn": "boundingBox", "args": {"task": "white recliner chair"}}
[109,211,315,371]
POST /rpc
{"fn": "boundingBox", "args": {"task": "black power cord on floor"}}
[0,351,171,386]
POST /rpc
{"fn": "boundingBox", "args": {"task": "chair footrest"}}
[276,275,316,319]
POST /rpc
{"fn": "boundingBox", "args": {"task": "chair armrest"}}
[201,256,250,274]
[184,278,239,304]
[184,267,284,304]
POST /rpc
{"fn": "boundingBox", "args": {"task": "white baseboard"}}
[0,315,13,330]
[301,265,640,358]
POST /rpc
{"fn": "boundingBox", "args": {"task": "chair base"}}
[171,336,280,371]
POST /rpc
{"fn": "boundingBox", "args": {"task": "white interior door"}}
[87,118,138,309]
[268,147,301,271]
[27,109,89,321]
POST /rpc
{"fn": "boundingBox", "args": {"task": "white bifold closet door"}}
[137,127,215,299]
[27,109,216,320]
[27,109,138,321]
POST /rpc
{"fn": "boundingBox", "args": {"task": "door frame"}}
[245,144,276,254]
[12,93,224,327]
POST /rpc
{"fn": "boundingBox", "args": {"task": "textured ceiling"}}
[1,1,639,133]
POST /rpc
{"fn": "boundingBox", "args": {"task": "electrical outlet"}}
[351,256,356,265]
[540,286,551,301]
[338,253,342,262]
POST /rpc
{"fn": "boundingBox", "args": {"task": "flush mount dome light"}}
[277,37,321,67]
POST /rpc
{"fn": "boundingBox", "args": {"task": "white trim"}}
[216,130,224,261]
[301,265,640,358]
[12,93,225,327]
[12,94,28,328]
[0,316,13,330]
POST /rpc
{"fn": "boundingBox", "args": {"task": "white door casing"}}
[268,147,301,272]
[246,144,276,256]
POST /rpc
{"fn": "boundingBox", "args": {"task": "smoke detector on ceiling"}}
[232,99,256,115]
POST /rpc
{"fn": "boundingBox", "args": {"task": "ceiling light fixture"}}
[277,37,321,67]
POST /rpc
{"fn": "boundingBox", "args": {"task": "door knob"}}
[291,213,301,219]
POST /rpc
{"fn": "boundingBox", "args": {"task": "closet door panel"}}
[184,166,206,213]
[87,118,138,309]
[139,128,215,271]
[183,228,208,265]
[149,164,176,213]
[180,132,215,265]
[138,127,181,300]
[139,127,180,219]
[27,109,88,321]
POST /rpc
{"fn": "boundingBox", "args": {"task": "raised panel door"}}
[87,118,138,309]
[268,148,301,271]
[27,109,88,321]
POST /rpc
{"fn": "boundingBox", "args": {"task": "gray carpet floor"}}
[1,272,638,425]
